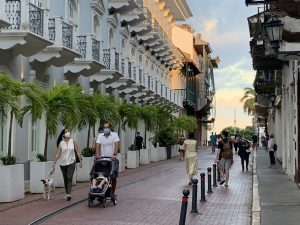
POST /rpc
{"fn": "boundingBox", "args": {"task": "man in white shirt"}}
[95,122,119,197]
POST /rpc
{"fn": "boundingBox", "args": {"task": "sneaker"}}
[219,180,225,185]
[67,195,71,201]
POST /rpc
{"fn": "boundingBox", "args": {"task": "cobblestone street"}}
[0,148,252,225]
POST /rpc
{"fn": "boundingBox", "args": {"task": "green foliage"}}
[156,126,177,147]
[81,147,94,157]
[0,155,16,165]
[172,115,197,134]
[128,144,138,151]
[36,153,46,162]
[222,126,254,140]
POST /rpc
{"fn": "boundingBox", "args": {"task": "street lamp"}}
[265,14,283,52]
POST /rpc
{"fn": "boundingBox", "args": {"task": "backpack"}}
[273,144,278,151]
[222,141,232,159]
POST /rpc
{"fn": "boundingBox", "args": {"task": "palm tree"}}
[241,87,256,115]
[122,103,140,149]
[42,83,82,160]
[172,115,197,135]
[76,94,98,148]
[139,104,157,149]
[0,74,21,158]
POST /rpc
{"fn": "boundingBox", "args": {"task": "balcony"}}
[90,48,125,85]
[128,8,152,35]
[0,0,52,59]
[174,89,196,110]
[0,0,10,28]
[64,34,105,77]
[109,0,143,15]
[30,17,80,67]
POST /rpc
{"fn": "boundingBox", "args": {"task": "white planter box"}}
[0,164,24,202]
[140,148,151,165]
[150,148,159,162]
[117,153,125,172]
[171,145,179,157]
[158,147,167,161]
[76,157,94,182]
[30,161,53,193]
[54,161,77,188]
[127,151,139,169]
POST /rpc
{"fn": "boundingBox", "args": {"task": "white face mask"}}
[64,132,70,138]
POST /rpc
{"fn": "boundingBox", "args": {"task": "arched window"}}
[68,0,78,25]
[109,29,115,48]
[93,16,100,40]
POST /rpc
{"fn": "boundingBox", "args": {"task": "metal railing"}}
[139,69,142,83]
[77,35,86,58]
[92,38,100,61]
[121,58,125,74]
[174,89,197,107]
[103,49,110,69]
[133,66,136,81]
[48,18,55,41]
[128,62,132,78]
[5,0,44,36]
[62,21,73,49]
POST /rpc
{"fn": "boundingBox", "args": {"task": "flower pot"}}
[0,164,24,202]
[30,161,53,193]
[140,148,151,165]
[76,156,94,182]
[150,148,159,162]
[116,153,125,172]
[127,150,139,169]
[54,161,77,187]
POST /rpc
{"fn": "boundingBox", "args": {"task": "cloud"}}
[214,59,255,89]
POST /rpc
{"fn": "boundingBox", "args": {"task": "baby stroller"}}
[88,157,118,208]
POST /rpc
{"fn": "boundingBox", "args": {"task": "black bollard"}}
[179,189,190,225]
[200,173,206,202]
[190,179,199,214]
[213,164,217,187]
[217,165,221,182]
[207,167,213,193]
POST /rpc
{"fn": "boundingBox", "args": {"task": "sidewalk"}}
[0,147,252,225]
[255,148,300,225]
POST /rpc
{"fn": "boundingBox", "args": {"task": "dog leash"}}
[49,168,55,178]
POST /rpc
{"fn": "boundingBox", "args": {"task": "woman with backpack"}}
[215,131,233,187]
[268,134,276,168]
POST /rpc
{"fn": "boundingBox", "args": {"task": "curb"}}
[252,150,261,225]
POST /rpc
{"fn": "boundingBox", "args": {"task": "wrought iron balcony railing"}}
[92,38,100,61]
[5,0,44,36]
[121,58,125,75]
[115,52,119,71]
[128,62,132,78]
[77,35,87,59]
[174,89,197,108]
[133,66,136,81]
[139,69,142,84]
[48,18,74,49]
[103,49,111,69]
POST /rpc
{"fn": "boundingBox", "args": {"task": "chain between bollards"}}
[200,173,206,202]
[179,189,190,225]
[213,163,217,187]
[190,179,199,214]
[207,167,213,193]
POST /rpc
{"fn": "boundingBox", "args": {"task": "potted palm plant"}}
[139,105,157,165]
[0,74,24,202]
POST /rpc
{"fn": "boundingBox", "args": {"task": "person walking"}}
[183,133,198,185]
[238,135,251,171]
[210,132,217,153]
[95,122,120,198]
[233,135,239,154]
[215,131,233,187]
[252,133,258,150]
[53,128,82,201]
[135,131,144,150]
[268,134,276,168]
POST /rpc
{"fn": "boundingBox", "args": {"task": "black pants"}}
[241,154,249,170]
[269,151,276,165]
[60,162,76,194]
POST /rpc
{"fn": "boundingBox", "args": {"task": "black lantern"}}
[265,14,283,50]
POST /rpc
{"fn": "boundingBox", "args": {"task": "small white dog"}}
[41,169,55,200]
[41,178,55,200]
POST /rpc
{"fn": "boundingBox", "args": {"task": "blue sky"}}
[186,0,257,132]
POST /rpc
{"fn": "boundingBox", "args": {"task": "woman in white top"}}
[268,134,276,168]
[53,128,82,201]
[183,132,198,185]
